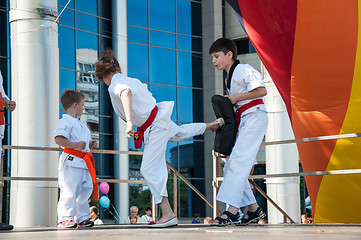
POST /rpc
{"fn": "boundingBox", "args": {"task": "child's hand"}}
[126,121,134,138]
[89,140,97,149]
[224,95,237,104]
[75,141,86,150]
[3,99,16,112]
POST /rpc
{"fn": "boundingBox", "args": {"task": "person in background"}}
[192,213,201,224]
[125,206,142,224]
[90,206,104,225]
[141,207,153,223]
[203,217,213,224]
[0,69,16,231]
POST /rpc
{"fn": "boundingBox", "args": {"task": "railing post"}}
[0,147,5,222]
[173,172,177,217]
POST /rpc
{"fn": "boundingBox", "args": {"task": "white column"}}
[9,0,59,227]
[112,0,129,224]
[263,68,300,224]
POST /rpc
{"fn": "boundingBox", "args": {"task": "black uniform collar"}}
[226,60,240,90]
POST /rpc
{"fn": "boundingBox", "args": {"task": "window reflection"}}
[59,26,75,69]
[76,48,99,146]
[150,30,175,49]
[128,43,149,82]
[150,84,177,122]
[150,47,176,85]
[127,0,148,28]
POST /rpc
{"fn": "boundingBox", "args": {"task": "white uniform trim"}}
[217,63,268,208]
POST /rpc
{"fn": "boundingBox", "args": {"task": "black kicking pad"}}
[211,95,236,156]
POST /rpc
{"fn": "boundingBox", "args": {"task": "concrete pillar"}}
[202,0,223,217]
[263,69,300,224]
[112,0,129,224]
[9,0,59,227]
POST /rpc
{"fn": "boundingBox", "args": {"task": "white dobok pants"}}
[141,121,206,204]
[57,165,93,223]
[217,109,268,208]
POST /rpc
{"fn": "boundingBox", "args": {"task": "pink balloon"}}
[99,182,110,195]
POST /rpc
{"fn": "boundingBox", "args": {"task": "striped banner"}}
[226,0,361,223]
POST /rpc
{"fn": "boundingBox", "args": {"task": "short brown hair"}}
[209,38,238,61]
[90,206,98,215]
[60,89,84,110]
[95,49,121,81]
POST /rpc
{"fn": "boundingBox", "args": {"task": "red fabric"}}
[235,99,264,136]
[63,148,99,200]
[134,106,158,149]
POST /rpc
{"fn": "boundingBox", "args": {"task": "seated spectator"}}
[301,212,313,224]
[90,206,104,225]
[258,218,267,224]
[125,206,142,224]
[141,207,153,223]
[203,217,213,224]
[130,216,138,224]
[192,213,201,224]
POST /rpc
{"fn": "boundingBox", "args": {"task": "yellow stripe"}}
[315,4,361,223]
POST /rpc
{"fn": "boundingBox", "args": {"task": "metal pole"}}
[0,147,4,222]
[173,172,177,217]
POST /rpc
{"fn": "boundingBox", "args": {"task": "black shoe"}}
[0,222,14,230]
[211,211,241,226]
[239,207,266,226]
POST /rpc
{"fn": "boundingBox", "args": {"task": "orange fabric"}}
[63,148,99,200]
[290,0,358,219]
[0,92,4,125]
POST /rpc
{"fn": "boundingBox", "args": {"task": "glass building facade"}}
[1,0,206,221]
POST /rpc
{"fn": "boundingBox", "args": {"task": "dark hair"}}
[194,213,200,218]
[95,48,121,81]
[209,38,237,61]
[90,206,98,215]
[60,89,84,110]
[145,207,151,212]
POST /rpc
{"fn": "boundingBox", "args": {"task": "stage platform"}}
[1,224,361,240]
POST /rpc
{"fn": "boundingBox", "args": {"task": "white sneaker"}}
[147,216,178,228]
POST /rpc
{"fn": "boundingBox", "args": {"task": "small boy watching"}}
[209,38,268,226]
[54,89,98,228]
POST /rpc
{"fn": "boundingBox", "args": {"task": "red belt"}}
[134,106,158,149]
[0,93,4,125]
[235,99,264,135]
[63,148,99,200]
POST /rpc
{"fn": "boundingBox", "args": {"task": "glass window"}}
[76,31,98,50]
[178,88,203,123]
[76,12,98,34]
[59,26,75,69]
[127,0,148,28]
[149,84,177,121]
[149,0,175,32]
[58,0,74,8]
[59,69,76,110]
[177,35,191,52]
[168,142,178,167]
[177,52,192,87]
[189,1,202,36]
[58,7,74,28]
[177,52,202,88]
[100,19,112,38]
[178,87,193,123]
[128,43,149,83]
[76,0,97,15]
[128,26,148,45]
[150,47,176,85]
[150,30,175,49]
[176,0,191,35]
